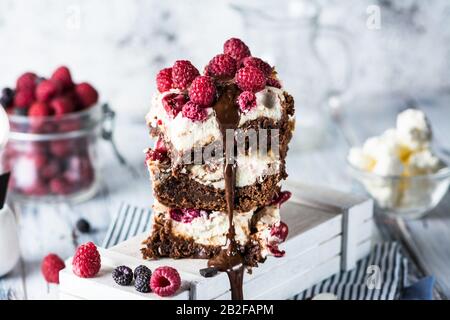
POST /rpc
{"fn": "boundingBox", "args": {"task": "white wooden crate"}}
[59,183,374,300]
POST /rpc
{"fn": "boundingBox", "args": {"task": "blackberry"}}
[134,265,151,279]
[112,265,133,286]
[134,272,151,293]
[76,218,91,234]
[1,88,14,109]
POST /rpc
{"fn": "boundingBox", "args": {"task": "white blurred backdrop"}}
[0,0,449,119]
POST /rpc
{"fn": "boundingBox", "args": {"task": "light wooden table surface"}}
[1,93,449,300]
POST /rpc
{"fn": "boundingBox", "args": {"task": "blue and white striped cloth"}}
[103,203,408,300]
[294,242,408,300]
[102,202,152,249]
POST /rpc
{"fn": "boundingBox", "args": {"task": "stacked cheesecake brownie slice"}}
[142,38,295,267]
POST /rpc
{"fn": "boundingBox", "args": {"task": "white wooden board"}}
[59,184,374,300]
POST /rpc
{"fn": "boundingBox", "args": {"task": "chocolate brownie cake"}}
[142,38,295,299]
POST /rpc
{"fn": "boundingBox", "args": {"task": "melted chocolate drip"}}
[207,84,245,300]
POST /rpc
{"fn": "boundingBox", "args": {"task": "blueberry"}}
[0,87,14,108]
[76,218,91,234]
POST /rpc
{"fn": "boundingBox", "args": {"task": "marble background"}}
[0,0,449,118]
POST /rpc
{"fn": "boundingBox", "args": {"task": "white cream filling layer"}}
[187,152,280,189]
[153,201,280,247]
[146,86,285,153]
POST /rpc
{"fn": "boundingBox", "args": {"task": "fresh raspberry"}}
[188,76,216,107]
[50,139,73,157]
[30,121,58,134]
[75,82,98,109]
[28,151,48,167]
[24,182,48,196]
[182,101,208,122]
[16,72,38,91]
[134,265,152,279]
[50,97,75,116]
[162,93,186,118]
[156,67,173,93]
[169,209,183,222]
[25,141,48,155]
[236,91,256,113]
[58,118,82,132]
[171,60,199,90]
[145,148,168,162]
[266,77,282,89]
[41,254,66,284]
[64,156,94,186]
[270,221,289,242]
[267,244,285,258]
[223,38,251,64]
[36,80,60,102]
[150,266,181,297]
[271,191,291,206]
[180,209,206,223]
[49,177,72,195]
[63,90,83,111]
[51,66,74,90]
[205,54,237,79]
[155,137,168,154]
[14,89,35,108]
[235,66,266,93]
[72,242,101,278]
[41,160,62,179]
[169,208,206,223]
[145,138,169,162]
[242,57,273,77]
[112,266,133,286]
[28,102,53,117]
[135,272,151,293]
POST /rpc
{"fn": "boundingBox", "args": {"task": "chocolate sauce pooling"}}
[208,84,245,300]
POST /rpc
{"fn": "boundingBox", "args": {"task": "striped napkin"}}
[103,203,408,300]
[294,242,408,300]
[102,202,152,248]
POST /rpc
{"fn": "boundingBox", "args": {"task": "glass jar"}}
[231,0,353,150]
[2,104,113,203]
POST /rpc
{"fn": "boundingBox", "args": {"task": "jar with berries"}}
[0,67,114,203]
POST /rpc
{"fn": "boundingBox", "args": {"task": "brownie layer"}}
[141,213,266,267]
[149,160,285,212]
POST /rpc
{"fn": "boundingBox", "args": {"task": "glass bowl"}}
[1,104,110,203]
[348,160,450,219]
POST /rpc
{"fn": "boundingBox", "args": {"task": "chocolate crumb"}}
[200,267,218,278]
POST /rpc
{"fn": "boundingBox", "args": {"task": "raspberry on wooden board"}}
[150,266,181,297]
[72,242,101,278]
